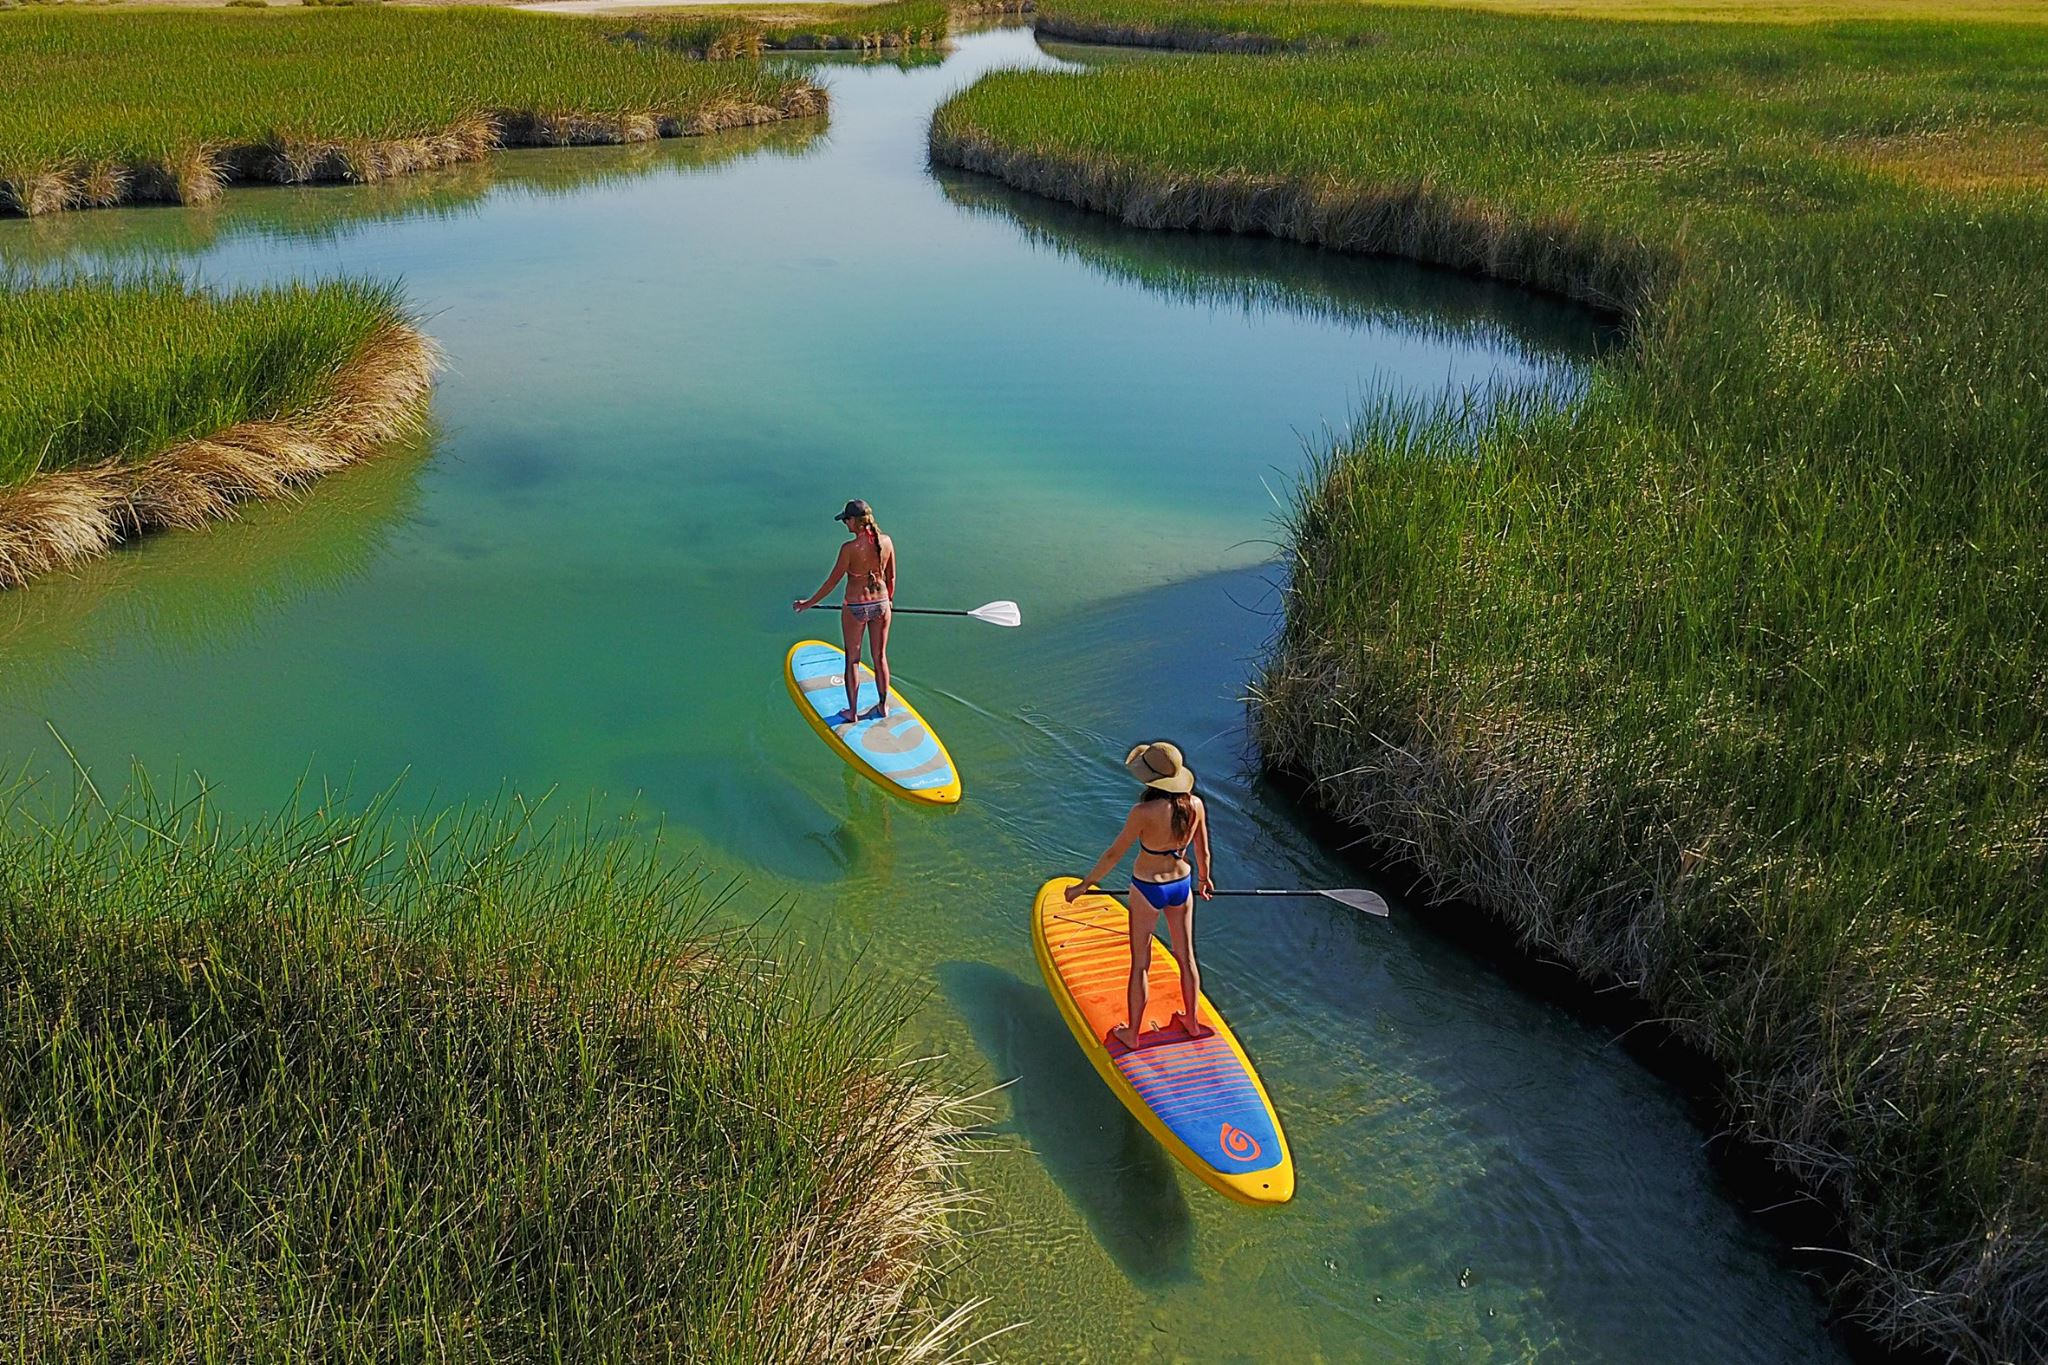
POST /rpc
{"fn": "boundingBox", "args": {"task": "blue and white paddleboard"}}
[783,640,961,805]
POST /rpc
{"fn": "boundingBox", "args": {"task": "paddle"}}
[1211,888,1391,918]
[1079,884,1391,918]
[814,599,1021,627]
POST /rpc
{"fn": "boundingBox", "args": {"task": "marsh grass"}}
[0,275,403,482]
[0,274,435,588]
[0,9,823,216]
[0,777,978,1361]
[936,6,2048,1359]
[635,0,955,52]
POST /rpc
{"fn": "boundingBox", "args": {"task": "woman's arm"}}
[1067,807,1139,901]
[1193,798,1214,898]
[882,536,897,600]
[793,544,850,611]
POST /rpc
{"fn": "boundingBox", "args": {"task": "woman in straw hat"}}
[1067,741,1215,1049]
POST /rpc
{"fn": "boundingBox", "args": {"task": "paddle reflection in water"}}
[939,961,1195,1288]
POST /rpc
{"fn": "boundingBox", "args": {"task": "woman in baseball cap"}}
[793,499,896,725]
[1067,740,1215,1049]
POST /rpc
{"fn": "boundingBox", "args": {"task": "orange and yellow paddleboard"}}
[1032,876,1294,1205]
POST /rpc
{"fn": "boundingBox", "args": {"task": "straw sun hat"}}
[1124,741,1195,794]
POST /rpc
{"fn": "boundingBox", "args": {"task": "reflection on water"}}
[3,121,824,268]
[0,432,430,697]
[935,169,1613,363]
[0,26,1850,1365]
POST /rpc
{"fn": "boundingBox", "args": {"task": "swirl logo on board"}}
[1218,1122,1262,1163]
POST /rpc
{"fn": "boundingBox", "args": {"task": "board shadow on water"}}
[937,960,1197,1289]
[623,734,942,894]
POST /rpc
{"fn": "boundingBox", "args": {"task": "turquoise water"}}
[0,30,1848,1363]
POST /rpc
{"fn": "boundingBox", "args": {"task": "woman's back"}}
[846,532,892,600]
[1133,794,1200,877]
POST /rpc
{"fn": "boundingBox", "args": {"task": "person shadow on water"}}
[938,960,1196,1288]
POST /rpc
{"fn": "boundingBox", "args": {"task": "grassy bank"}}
[0,8,823,216]
[935,6,2047,1359]
[0,275,435,588]
[0,783,974,1360]
[616,0,955,55]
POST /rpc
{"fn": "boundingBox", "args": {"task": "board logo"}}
[1219,1122,1262,1162]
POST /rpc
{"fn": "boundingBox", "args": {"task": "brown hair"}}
[1141,787,1194,842]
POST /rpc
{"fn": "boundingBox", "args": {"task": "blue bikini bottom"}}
[1132,874,1192,911]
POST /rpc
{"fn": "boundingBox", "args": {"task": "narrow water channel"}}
[0,28,1848,1363]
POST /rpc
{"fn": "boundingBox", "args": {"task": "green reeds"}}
[0,274,436,588]
[937,7,2048,1360]
[0,274,402,483]
[0,778,976,1361]
[0,9,824,216]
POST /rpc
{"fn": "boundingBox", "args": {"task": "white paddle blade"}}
[968,600,1022,627]
[1319,888,1391,918]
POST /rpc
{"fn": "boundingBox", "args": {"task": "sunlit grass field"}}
[936,6,2047,1359]
[1385,0,2048,20]
[586,1,954,56]
[0,784,971,1360]
[0,9,821,213]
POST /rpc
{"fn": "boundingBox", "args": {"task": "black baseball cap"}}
[835,499,871,522]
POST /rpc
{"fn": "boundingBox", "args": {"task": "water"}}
[0,29,1846,1363]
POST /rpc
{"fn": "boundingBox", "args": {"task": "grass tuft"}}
[0,275,436,588]
[0,778,979,1361]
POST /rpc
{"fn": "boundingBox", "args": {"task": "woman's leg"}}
[866,607,893,719]
[838,608,863,724]
[1163,896,1208,1037]
[1115,887,1161,1050]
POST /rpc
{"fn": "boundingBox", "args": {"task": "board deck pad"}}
[784,641,960,805]
[1033,877,1293,1204]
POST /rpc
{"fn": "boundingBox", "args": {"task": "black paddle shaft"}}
[814,603,967,616]
[1079,884,1391,918]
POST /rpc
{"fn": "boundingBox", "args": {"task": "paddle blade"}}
[1318,888,1391,918]
[967,600,1022,627]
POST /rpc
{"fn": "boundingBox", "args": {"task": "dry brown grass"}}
[0,321,438,590]
[5,84,821,216]
[1842,124,2048,193]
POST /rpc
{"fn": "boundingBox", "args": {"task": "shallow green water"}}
[0,30,1850,1362]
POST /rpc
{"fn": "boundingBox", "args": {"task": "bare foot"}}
[1171,1011,1213,1040]
[1109,1023,1144,1051]
[862,704,888,721]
